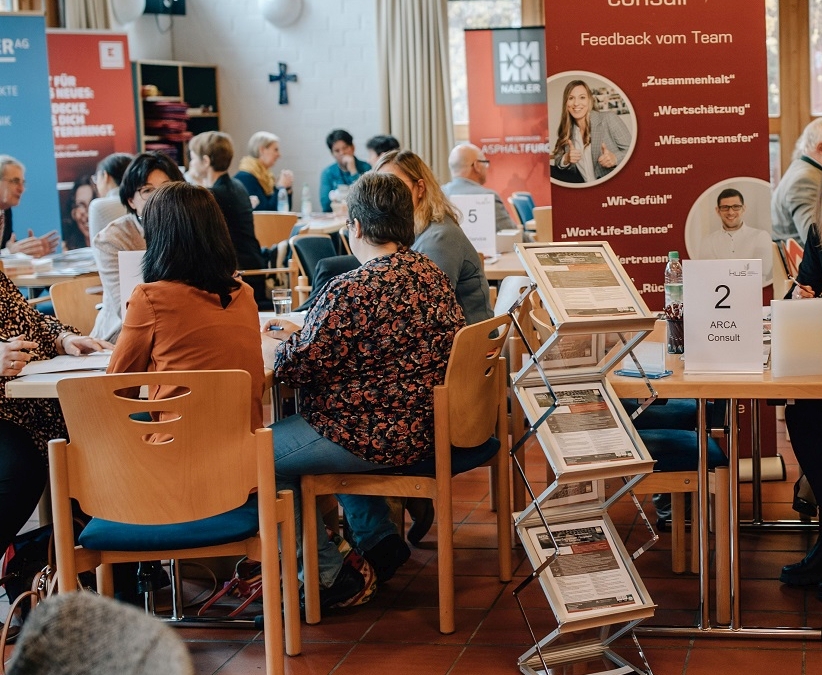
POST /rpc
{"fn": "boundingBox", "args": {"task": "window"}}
[447,0,522,126]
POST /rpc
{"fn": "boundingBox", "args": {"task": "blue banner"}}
[0,13,60,242]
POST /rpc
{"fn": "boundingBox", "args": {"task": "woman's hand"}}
[792,280,817,299]
[598,143,617,168]
[60,334,113,356]
[277,169,294,190]
[565,145,581,165]
[0,335,39,377]
[261,318,300,341]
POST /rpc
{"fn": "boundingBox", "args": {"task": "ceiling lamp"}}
[111,0,147,25]
[260,0,303,28]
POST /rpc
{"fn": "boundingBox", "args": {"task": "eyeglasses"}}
[137,185,158,199]
[345,219,356,228]
[718,204,743,213]
[475,159,490,166]
[2,177,25,187]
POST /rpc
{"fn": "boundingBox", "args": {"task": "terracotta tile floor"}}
[4,415,822,674]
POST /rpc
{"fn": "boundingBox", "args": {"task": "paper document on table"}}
[20,352,111,376]
[525,519,642,617]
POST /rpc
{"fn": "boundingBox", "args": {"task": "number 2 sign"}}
[683,259,763,373]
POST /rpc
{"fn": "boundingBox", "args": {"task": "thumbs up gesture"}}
[598,142,617,168]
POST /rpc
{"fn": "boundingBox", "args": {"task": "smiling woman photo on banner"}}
[548,71,636,187]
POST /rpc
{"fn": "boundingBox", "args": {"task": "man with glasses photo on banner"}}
[0,155,60,257]
[699,187,773,285]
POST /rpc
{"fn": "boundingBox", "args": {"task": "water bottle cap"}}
[668,251,679,259]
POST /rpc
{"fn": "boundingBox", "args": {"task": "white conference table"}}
[609,329,822,639]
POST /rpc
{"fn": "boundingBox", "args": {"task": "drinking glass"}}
[271,288,292,315]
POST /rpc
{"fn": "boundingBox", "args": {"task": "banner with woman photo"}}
[46,31,137,250]
[544,0,770,307]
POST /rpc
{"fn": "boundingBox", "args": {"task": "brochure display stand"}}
[508,242,659,675]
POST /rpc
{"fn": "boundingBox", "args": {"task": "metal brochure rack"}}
[508,242,660,675]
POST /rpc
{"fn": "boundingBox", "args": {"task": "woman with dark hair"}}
[88,153,134,241]
[90,152,184,342]
[552,79,632,183]
[107,182,264,430]
[261,172,464,609]
[61,175,96,250]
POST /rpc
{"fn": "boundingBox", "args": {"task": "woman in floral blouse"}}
[261,172,464,609]
[0,272,111,558]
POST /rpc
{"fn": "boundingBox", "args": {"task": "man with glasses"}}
[699,188,773,285]
[0,155,59,257]
[441,143,516,232]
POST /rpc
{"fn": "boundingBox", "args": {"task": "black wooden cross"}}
[268,62,297,105]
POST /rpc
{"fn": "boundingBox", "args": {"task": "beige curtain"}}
[63,0,109,29]
[376,0,454,183]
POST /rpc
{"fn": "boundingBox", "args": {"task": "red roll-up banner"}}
[544,0,770,307]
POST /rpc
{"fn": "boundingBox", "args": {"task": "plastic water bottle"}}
[664,251,683,308]
[277,187,289,213]
[300,183,312,218]
[664,251,684,353]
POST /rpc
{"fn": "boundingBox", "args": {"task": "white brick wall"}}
[122,0,382,210]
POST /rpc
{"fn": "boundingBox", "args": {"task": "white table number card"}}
[118,250,145,319]
[449,193,495,257]
[683,259,763,373]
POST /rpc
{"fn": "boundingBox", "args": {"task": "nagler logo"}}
[492,28,546,106]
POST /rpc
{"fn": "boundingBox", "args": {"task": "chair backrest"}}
[289,234,337,284]
[511,191,535,210]
[772,241,791,298]
[507,194,534,225]
[53,370,262,525]
[338,226,352,255]
[253,211,300,248]
[532,206,553,242]
[49,274,102,335]
[439,314,511,448]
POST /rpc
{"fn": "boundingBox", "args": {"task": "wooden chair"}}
[252,211,300,249]
[531,206,553,242]
[49,370,300,675]
[300,314,514,634]
[49,274,102,335]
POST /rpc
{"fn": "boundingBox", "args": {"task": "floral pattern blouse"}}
[0,271,79,455]
[272,248,465,466]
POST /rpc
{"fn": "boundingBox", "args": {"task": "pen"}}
[788,276,822,297]
[268,325,284,331]
[0,334,41,360]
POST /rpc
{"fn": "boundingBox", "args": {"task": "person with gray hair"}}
[771,118,822,243]
[441,143,516,232]
[0,155,60,257]
[234,130,294,211]
[6,593,193,675]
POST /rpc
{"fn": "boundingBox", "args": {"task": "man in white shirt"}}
[441,143,516,232]
[0,155,59,257]
[700,188,773,286]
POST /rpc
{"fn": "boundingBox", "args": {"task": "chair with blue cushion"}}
[508,193,535,226]
[49,370,300,675]
[300,314,514,634]
[289,233,338,304]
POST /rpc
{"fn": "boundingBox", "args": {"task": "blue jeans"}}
[271,415,397,587]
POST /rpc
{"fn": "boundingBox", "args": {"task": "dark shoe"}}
[780,538,822,586]
[405,497,435,546]
[314,551,377,609]
[363,533,411,583]
[793,475,818,518]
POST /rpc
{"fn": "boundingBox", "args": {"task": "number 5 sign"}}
[449,193,496,256]
[683,259,763,373]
